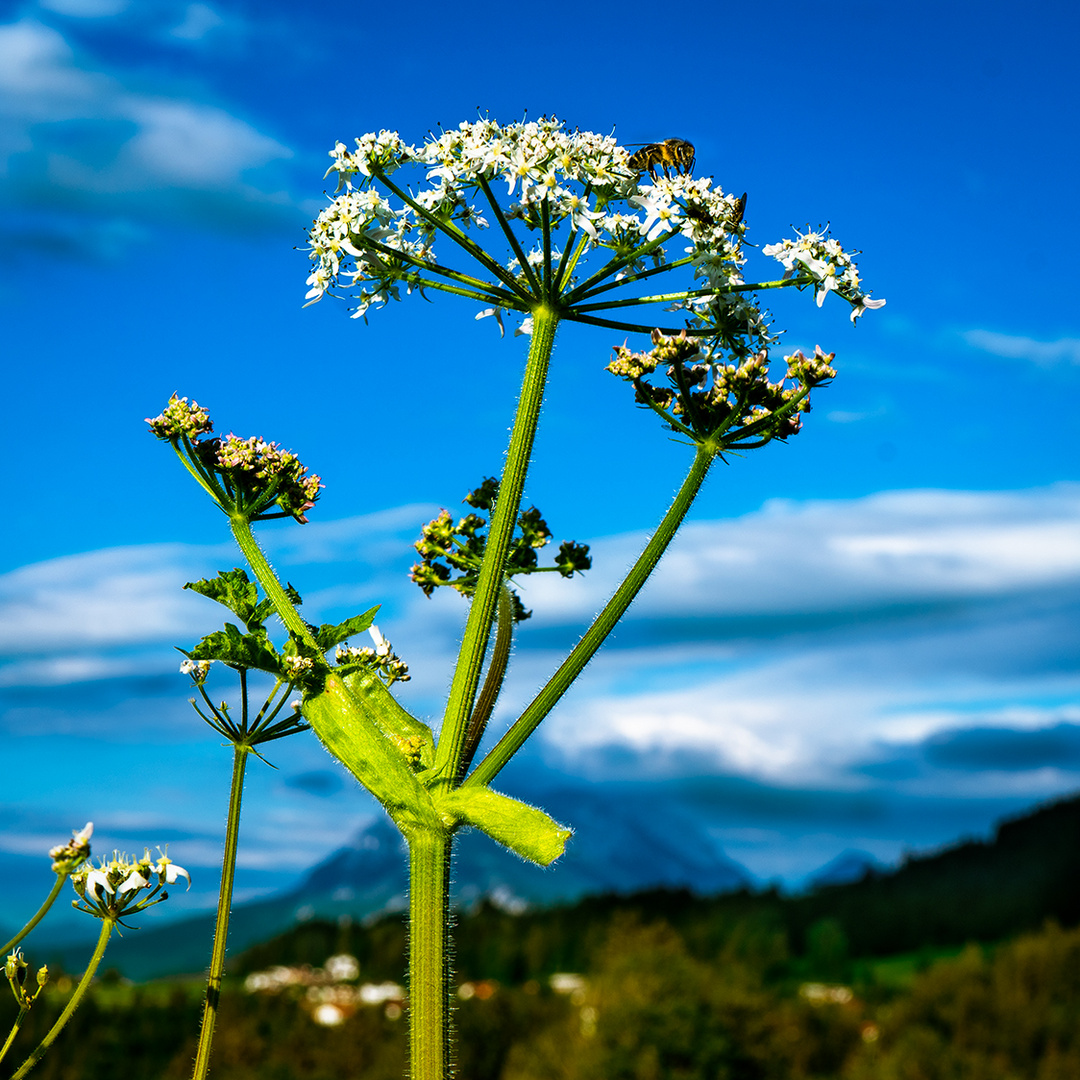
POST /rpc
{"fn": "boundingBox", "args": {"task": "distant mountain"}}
[53,786,752,980]
[48,789,1080,982]
[805,849,885,890]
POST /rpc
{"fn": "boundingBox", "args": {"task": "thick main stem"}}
[433,307,559,784]
[408,829,452,1080]
[11,918,113,1080]
[467,444,715,789]
[191,744,250,1080]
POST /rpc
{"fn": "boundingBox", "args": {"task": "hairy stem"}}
[191,743,250,1080]
[433,306,559,785]
[467,443,714,788]
[229,517,320,654]
[458,583,515,781]
[11,918,113,1080]
[0,1007,28,1068]
[408,828,452,1080]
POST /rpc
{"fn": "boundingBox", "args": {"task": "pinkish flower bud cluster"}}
[148,395,323,524]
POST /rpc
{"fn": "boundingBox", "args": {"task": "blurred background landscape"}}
[2,0,1079,1075]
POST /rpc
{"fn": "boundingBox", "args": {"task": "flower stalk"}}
[9,918,113,1080]
[191,743,249,1080]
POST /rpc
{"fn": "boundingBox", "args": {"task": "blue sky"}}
[3,0,1080,929]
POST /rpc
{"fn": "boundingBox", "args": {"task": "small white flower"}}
[475,307,505,337]
[86,869,114,899]
[118,870,150,894]
[158,860,191,888]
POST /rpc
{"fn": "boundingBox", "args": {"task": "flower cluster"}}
[71,850,189,925]
[763,229,886,322]
[195,435,323,523]
[607,329,836,450]
[336,625,410,686]
[306,118,771,346]
[180,658,212,684]
[411,478,590,623]
[147,396,323,524]
[49,821,93,874]
[145,395,213,441]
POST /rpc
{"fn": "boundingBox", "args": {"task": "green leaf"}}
[436,786,572,866]
[314,606,381,652]
[185,569,303,632]
[187,623,284,675]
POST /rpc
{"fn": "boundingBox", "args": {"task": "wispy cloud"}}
[964,329,1080,367]
[0,18,296,253]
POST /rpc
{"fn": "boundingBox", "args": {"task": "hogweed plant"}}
[146,116,883,1080]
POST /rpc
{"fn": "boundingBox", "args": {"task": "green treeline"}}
[5,916,1080,1078]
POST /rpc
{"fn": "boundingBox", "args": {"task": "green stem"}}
[432,306,559,784]
[561,225,683,305]
[476,175,542,298]
[466,443,714,788]
[571,254,697,301]
[0,1007,28,1068]
[458,583,514,781]
[375,171,528,300]
[357,235,524,306]
[0,875,67,956]
[408,829,451,1080]
[565,311,715,336]
[228,517,320,654]
[387,272,513,307]
[10,918,113,1080]
[190,743,249,1080]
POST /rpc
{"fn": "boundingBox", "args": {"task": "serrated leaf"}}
[185,570,304,633]
[188,623,284,675]
[314,606,381,652]
[184,569,263,630]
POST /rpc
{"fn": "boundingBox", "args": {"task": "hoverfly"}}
[684,191,748,230]
[627,138,696,180]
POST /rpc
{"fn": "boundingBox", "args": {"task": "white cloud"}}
[5,483,1080,812]
[964,329,1080,367]
[521,484,1080,622]
[0,19,294,235]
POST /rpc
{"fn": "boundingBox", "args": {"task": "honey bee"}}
[627,138,696,180]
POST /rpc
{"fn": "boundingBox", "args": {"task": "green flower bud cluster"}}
[607,329,836,452]
[48,822,93,875]
[147,396,323,524]
[410,479,591,622]
[145,395,212,440]
[71,850,189,927]
[5,950,47,1009]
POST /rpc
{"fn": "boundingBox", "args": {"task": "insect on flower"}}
[627,138,696,180]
